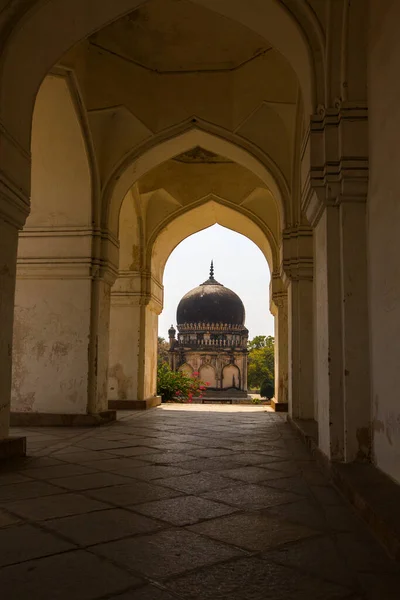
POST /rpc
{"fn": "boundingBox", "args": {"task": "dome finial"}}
[210,260,214,280]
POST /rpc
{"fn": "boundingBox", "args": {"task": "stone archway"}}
[199,364,217,390]
[222,364,241,391]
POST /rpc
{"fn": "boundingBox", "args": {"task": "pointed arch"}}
[106,124,288,236]
[149,196,277,282]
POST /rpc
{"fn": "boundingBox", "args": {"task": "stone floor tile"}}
[84,480,183,506]
[0,480,64,502]
[53,445,92,455]
[218,466,288,484]
[108,585,180,600]
[156,472,237,495]
[167,555,356,600]
[0,523,75,567]
[0,550,143,599]
[139,452,198,464]
[358,571,400,599]
[108,446,163,457]
[92,528,244,580]
[54,450,118,463]
[261,475,313,497]
[0,472,33,485]
[265,497,328,531]
[133,495,237,526]
[4,492,110,521]
[76,439,140,451]
[223,453,279,466]
[264,535,358,587]
[185,447,233,458]
[20,463,97,481]
[49,472,132,491]
[0,509,20,528]
[311,485,346,505]
[333,530,400,573]
[44,508,164,545]
[189,510,317,552]
[115,464,194,481]
[263,460,300,475]
[202,483,299,509]
[322,504,368,533]
[176,457,244,472]
[79,457,149,472]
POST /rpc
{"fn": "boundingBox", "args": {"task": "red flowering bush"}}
[157,364,209,402]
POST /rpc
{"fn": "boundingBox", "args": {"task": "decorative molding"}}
[301,103,369,227]
[0,170,30,229]
[281,225,313,282]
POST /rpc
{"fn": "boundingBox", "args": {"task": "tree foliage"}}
[247,335,275,391]
[260,379,275,399]
[157,336,170,366]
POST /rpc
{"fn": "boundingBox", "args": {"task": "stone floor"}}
[1,404,400,599]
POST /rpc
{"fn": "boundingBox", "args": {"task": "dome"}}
[177,262,245,326]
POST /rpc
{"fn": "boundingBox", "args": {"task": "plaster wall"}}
[12,279,91,414]
[28,75,91,228]
[142,307,159,400]
[200,365,217,389]
[12,74,95,415]
[108,300,140,402]
[368,0,400,482]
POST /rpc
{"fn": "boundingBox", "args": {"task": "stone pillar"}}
[271,286,289,407]
[108,270,162,410]
[0,217,20,437]
[312,201,370,461]
[302,99,370,462]
[282,229,314,420]
[12,228,117,424]
[287,278,314,419]
[0,175,29,453]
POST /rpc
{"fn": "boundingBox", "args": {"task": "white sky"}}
[159,224,274,340]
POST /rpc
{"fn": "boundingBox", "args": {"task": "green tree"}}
[157,336,170,366]
[260,379,275,399]
[247,335,275,390]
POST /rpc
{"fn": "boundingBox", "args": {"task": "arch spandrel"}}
[108,127,287,237]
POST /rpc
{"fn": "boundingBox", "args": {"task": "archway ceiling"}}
[57,0,299,191]
[137,157,267,205]
[90,0,273,72]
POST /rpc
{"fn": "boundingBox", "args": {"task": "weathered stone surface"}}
[188,511,317,552]
[134,495,236,526]
[92,528,244,579]
[1,406,398,599]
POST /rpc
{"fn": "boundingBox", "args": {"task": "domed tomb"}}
[168,262,249,397]
[177,265,245,327]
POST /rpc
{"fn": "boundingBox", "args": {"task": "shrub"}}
[260,378,275,400]
[157,364,209,402]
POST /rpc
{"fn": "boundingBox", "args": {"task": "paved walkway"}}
[1,405,399,599]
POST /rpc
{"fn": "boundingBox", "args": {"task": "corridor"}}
[1,406,399,599]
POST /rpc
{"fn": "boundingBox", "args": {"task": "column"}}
[12,228,117,423]
[313,201,370,461]
[0,177,29,453]
[288,278,314,419]
[282,228,314,420]
[271,288,289,406]
[302,97,370,462]
[0,217,19,438]
[108,270,162,409]
[108,272,141,408]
